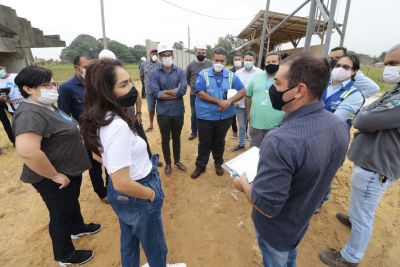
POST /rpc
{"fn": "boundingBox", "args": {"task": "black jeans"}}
[231,114,237,133]
[32,175,85,261]
[0,102,15,144]
[157,115,184,165]
[196,117,233,169]
[87,150,108,199]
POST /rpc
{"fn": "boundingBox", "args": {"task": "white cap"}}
[140,57,147,62]
[99,49,116,60]
[157,43,173,54]
[196,44,207,50]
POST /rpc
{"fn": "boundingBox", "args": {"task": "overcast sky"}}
[2,0,399,59]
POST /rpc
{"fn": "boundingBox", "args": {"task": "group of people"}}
[0,40,399,267]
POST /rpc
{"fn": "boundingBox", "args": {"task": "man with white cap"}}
[186,44,212,140]
[98,49,117,60]
[143,48,160,132]
[148,43,187,176]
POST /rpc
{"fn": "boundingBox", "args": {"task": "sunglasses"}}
[335,64,353,71]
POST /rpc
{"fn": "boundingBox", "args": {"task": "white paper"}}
[222,146,260,183]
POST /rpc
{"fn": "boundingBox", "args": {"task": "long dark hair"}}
[80,59,137,155]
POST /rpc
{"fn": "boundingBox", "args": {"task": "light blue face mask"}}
[0,69,6,78]
[244,61,254,70]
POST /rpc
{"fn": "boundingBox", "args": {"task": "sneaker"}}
[174,162,187,172]
[164,164,172,177]
[215,165,224,176]
[59,250,94,266]
[191,168,205,179]
[336,212,352,228]
[71,223,101,240]
[231,145,245,152]
[141,263,187,267]
[319,249,358,266]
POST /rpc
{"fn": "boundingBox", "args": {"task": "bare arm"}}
[245,96,252,121]
[110,167,155,201]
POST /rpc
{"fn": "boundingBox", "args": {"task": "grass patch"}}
[360,65,393,92]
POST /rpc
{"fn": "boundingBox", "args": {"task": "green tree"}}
[173,41,184,50]
[60,34,101,62]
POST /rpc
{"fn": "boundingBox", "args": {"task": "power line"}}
[161,0,256,21]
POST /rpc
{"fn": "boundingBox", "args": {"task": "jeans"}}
[157,115,184,165]
[0,102,15,144]
[257,232,297,267]
[249,126,270,148]
[107,155,167,267]
[32,175,85,261]
[195,117,232,169]
[88,150,108,199]
[190,94,197,135]
[236,107,247,146]
[340,165,394,263]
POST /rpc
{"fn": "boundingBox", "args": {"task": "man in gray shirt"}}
[320,44,400,267]
[234,54,349,267]
[186,44,212,140]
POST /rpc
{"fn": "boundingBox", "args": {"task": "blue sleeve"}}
[232,74,245,91]
[57,83,72,115]
[176,69,187,97]
[354,71,379,98]
[195,71,207,93]
[251,135,295,217]
[148,69,162,99]
[334,91,364,122]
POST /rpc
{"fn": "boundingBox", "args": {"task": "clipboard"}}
[222,146,260,183]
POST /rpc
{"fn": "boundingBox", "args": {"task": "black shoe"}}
[188,133,197,140]
[59,250,94,266]
[71,223,101,240]
[336,212,352,228]
[319,249,358,267]
[215,165,224,176]
[231,145,245,152]
[191,168,205,179]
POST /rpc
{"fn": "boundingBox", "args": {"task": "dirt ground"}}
[0,93,399,267]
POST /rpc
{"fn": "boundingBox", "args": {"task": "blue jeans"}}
[257,232,297,267]
[340,165,394,263]
[236,107,247,146]
[107,155,167,267]
[190,94,197,135]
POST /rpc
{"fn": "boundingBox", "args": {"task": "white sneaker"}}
[141,263,187,267]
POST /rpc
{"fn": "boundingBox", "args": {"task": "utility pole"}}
[100,0,107,49]
[258,0,271,68]
[188,26,191,51]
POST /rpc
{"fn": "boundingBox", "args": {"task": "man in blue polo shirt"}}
[191,47,246,179]
[233,54,350,267]
[58,55,107,202]
[148,43,187,177]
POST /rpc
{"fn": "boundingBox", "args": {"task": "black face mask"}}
[196,55,206,62]
[329,59,337,69]
[265,64,279,75]
[117,87,138,108]
[268,84,297,111]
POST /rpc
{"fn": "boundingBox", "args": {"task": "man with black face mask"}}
[245,51,285,148]
[329,47,379,98]
[233,53,349,267]
[186,44,212,140]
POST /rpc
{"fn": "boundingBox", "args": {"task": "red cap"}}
[150,48,157,54]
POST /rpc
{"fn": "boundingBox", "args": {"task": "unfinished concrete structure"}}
[0,4,65,72]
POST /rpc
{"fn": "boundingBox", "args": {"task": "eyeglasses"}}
[38,82,59,90]
[335,64,353,70]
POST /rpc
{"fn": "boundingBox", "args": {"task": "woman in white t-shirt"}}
[80,59,168,267]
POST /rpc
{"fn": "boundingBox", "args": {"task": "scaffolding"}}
[235,0,352,67]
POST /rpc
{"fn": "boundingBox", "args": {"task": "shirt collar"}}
[281,101,324,124]
[329,79,351,88]
[73,75,83,86]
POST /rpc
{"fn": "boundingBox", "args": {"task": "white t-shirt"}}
[99,115,152,181]
[0,73,24,112]
[234,67,263,108]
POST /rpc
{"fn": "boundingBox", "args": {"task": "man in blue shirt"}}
[148,43,187,177]
[191,47,246,179]
[58,55,107,202]
[233,54,350,267]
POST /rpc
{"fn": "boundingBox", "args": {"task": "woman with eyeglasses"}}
[13,66,101,266]
[321,53,365,128]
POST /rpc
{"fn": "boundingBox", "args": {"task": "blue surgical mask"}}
[244,61,254,70]
[0,70,6,79]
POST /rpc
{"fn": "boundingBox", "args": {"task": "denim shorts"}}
[146,93,156,112]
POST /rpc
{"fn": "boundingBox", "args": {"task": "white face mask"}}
[79,67,86,79]
[331,67,352,82]
[244,61,254,70]
[151,55,158,62]
[383,66,400,84]
[234,60,242,68]
[213,63,224,72]
[161,56,173,67]
[37,88,59,105]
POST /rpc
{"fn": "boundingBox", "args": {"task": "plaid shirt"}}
[143,61,161,94]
